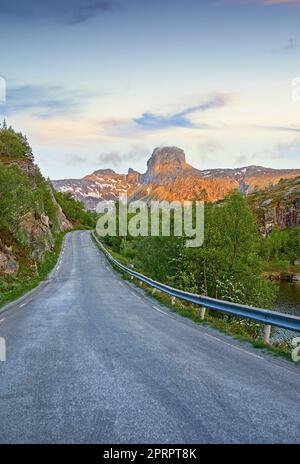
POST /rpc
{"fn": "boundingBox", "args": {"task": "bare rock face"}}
[45,179,73,232]
[19,211,55,260]
[142,147,198,184]
[0,240,19,275]
[126,168,141,185]
[57,206,73,232]
[1,157,39,179]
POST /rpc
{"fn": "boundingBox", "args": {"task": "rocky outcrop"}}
[19,211,55,260]
[0,240,19,275]
[141,147,200,184]
[126,168,141,184]
[57,205,73,232]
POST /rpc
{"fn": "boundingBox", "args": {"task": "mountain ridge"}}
[52,147,300,209]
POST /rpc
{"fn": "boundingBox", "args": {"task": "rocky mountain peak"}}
[85,168,117,179]
[143,147,190,183]
[126,168,141,184]
[149,146,186,166]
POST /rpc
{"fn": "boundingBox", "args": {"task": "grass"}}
[0,232,65,311]
[92,234,297,364]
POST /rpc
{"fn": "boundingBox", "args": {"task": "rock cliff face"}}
[248,177,300,234]
[0,239,19,275]
[52,146,300,210]
[141,147,200,184]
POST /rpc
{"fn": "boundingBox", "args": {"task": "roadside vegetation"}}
[0,233,64,309]
[97,192,299,358]
[260,226,300,274]
[102,192,278,308]
[93,234,294,363]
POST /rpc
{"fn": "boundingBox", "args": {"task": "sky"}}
[0,0,300,179]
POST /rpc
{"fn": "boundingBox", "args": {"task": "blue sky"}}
[0,0,300,178]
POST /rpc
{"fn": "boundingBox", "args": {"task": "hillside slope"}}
[0,122,73,302]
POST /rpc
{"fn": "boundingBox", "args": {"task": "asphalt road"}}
[0,230,299,444]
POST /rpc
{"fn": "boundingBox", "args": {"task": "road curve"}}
[0,230,299,444]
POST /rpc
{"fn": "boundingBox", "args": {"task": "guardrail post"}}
[171,297,176,305]
[263,324,272,344]
[199,306,206,320]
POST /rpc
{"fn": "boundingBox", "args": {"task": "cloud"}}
[196,139,223,162]
[254,124,300,133]
[238,138,300,167]
[276,138,300,159]
[2,84,93,118]
[62,148,145,168]
[64,155,86,165]
[133,94,230,131]
[0,0,114,25]
[95,150,143,167]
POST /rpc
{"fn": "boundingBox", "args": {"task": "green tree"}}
[176,193,277,308]
[0,121,34,160]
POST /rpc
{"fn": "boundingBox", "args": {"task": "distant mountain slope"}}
[52,147,300,209]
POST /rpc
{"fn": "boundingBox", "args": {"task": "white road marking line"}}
[130,290,141,300]
[0,318,5,324]
[19,303,26,308]
[152,305,175,318]
[203,332,265,360]
[151,307,264,361]
[91,236,265,362]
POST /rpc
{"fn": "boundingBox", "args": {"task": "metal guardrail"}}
[92,233,300,338]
